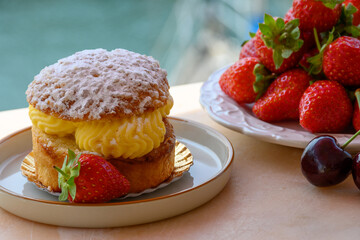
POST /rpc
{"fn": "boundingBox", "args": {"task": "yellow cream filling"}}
[28,100,173,159]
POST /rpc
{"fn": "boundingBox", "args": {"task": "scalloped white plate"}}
[200,66,360,152]
[0,118,233,228]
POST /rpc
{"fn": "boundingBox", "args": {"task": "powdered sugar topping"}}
[26,49,170,120]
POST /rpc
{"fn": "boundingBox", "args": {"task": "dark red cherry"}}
[301,135,352,187]
[352,154,360,190]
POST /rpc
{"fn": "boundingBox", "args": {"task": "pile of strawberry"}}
[219,0,360,133]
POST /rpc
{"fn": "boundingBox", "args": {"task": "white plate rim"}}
[0,117,234,207]
[200,65,360,152]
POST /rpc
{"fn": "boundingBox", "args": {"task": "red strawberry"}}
[252,69,312,122]
[219,57,260,103]
[323,36,360,86]
[239,37,258,59]
[54,150,130,203]
[345,0,360,25]
[299,80,353,133]
[353,89,360,130]
[291,0,342,32]
[253,14,305,74]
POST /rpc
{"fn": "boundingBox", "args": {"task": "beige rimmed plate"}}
[0,117,233,228]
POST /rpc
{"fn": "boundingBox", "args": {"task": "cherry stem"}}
[342,129,360,149]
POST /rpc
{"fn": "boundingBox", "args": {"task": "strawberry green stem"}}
[53,166,70,179]
[342,129,360,149]
[313,28,321,52]
[343,89,360,149]
[355,89,360,108]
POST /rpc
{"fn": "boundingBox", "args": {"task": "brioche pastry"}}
[25,48,176,193]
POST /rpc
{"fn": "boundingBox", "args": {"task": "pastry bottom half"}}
[30,119,176,193]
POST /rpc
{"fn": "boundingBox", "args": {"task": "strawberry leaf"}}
[281,48,293,59]
[273,48,284,69]
[330,3,360,38]
[58,184,68,201]
[67,149,77,166]
[308,28,335,75]
[343,2,358,25]
[275,18,285,30]
[67,177,77,201]
[259,23,273,38]
[258,14,303,70]
[345,25,360,37]
[318,0,344,9]
[54,149,82,202]
[253,63,276,99]
[264,13,276,30]
[290,28,301,39]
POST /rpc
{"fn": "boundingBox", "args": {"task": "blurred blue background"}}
[0,0,291,111]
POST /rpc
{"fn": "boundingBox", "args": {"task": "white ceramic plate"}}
[200,66,360,152]
[0,117,233,228]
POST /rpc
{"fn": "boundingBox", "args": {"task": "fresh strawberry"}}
[345,0,360,25]
[299,80,353,133]
[239,37,258,59]
[291,0,343,32]
[252,69,312,122]
[353,89,360,130]
[307,29,360,84]
[323,36,360,86]
[54,150,130,203]
[253,14,305,74]
[219,57,273,103]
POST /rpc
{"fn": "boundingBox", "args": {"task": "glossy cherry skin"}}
[352,154,360,190]
[301,135,352,187]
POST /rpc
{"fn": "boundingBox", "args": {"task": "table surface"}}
[0,82,360,239]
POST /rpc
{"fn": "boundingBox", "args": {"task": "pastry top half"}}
[26,49,174,159]
[26,48,172,121]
